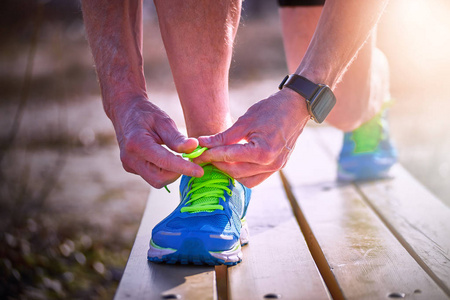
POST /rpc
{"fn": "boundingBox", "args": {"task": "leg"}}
[148,0,252,266]
[279,6,388,131]
[280,4,397,181]
[154,0,241,137]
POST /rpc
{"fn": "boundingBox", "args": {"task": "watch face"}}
[309,86,336,123]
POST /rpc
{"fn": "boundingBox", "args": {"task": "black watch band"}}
[278,74,319,100]
[279,74,336,123]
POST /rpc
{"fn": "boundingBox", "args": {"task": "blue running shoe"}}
[147,164,251,265]
[338,107,397,181]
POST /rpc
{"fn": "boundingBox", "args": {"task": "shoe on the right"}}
[337,107,398,181]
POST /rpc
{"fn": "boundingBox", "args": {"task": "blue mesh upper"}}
[166,215,229,230]
[150,165,252,252]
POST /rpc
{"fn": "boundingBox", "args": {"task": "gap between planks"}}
[279,170,345,300]
[215,265,228,300]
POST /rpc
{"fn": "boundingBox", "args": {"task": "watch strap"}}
[279,74,319,100]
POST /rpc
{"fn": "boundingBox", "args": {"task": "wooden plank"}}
[315,126,450,295]
[114,180,216,300]
[228,174,330,300]
[283,126,338,186]
[357,167,450,295]
[282,127,448,299]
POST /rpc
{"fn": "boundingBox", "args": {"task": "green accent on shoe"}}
[211,242,240,253]
[351,101,393,154]
[181,165,235,213]
[150,239,176,251]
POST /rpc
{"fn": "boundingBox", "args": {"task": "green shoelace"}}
[166,146,235,213]
[181,165,234,213]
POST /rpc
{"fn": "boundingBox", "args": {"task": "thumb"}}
[198,124,247,148]
[159,126,199,154]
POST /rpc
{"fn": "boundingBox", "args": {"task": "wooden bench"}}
[114,126,450,300]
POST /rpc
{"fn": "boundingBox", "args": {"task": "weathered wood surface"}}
[316,126,450,296]
[228,174,330,300]
[114,181,216,300]
[282,127,449,299]
[116,125,450,300]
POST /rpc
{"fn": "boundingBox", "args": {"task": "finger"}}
[195,142,274,166]
[236,172,275,188]
[144,144,204,177]
[210,161,277,179]
[135,160,182,189]
[156,120,199,153]
[198,123,247,148]
[126,134,203,177]
[122,163,138,175]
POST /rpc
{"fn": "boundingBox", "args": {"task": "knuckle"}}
[212,133,225,145]
[222,151,234,163]
[158,115,177,131]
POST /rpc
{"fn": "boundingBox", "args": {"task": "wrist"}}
[278,88,311,124]
[103,89,146,116]
[294,67,338,90]
[105,95,148,124]
[279,74,336,123]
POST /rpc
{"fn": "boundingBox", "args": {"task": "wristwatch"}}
[278,74,336,123]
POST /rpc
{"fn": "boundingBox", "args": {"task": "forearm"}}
[296,0,389,88]
[81,0,147,121]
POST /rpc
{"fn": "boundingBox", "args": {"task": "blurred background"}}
[1,0,449,298]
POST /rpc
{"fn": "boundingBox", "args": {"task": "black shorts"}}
[278,0,325,6]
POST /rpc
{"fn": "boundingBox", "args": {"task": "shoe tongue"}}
[199,164,216,181]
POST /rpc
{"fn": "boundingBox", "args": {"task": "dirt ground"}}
[1,0,450,299]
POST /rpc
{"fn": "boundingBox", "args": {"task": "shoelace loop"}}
[182,146,208,160]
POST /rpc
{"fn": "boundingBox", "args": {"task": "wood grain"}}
[228,175,330,300]
[315,126,450,295]
[282,127,448,299]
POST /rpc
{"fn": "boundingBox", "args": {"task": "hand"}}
[196,88,310,188]
[112,98,204,188]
